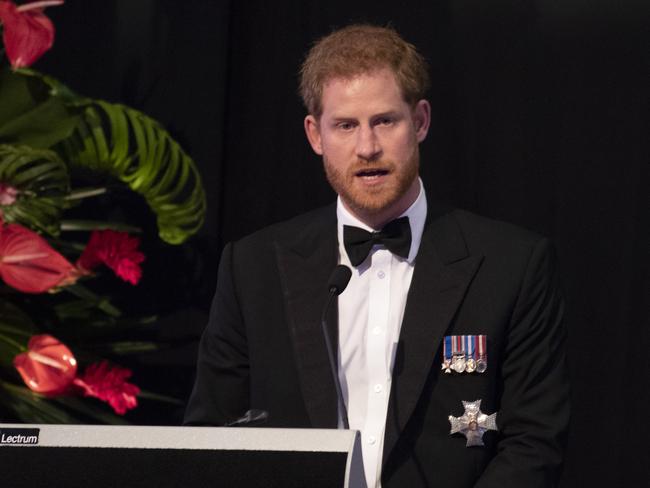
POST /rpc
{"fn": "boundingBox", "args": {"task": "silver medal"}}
[451,355,466,373]
[448,399,498,447]
[465,358,476,373]
[476,357,487,373]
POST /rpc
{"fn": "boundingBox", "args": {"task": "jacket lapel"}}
[274,206,339,428]
[383,207,484,461]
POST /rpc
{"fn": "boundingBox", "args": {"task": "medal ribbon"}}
[465,335,472,358]
[444,336,452,361]
[479,335,485,356]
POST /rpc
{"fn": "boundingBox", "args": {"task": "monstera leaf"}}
[0,144,70,235]
[0,68,79,148]
[58,100,206,244]
[0,68,206,245]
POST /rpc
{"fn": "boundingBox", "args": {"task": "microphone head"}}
[328,265,352,295]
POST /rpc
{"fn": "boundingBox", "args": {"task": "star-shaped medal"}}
[441,359,452,374]
[448,399,497,447]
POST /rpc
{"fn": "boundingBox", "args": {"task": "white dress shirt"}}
[336,179,427,488]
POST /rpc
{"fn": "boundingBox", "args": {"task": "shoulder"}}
[431,207,554,274]
[450,209,545,252]
[450,210,556,279]
[229,204,336,255]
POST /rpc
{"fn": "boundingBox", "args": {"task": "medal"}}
[451,335,466,373]
[476,335,487,373]
[448,399,498,447]
[465,335,476,373]
[443,334,487,374]
[476,359,487,373]
[441,335,452,373]
[465,358,476,372]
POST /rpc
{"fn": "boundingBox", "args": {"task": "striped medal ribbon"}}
[476,335,487,373]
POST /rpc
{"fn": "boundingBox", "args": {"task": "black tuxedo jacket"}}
[185,203,569,488]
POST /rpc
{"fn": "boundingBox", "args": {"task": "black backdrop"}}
[35,1,648,486]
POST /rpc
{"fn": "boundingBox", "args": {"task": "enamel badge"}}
[448,399,497,447]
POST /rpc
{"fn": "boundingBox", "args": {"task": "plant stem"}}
[60,220,142,234]
[0,333,26,352]
[64,188,107,200]
[0,324,32,338]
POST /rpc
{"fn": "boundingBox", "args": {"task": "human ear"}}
[413,100,431,143]
[304,115,323,155]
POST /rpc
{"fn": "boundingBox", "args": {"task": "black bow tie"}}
[343,217,412,267]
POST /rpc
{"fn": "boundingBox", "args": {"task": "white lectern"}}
[0,424,366,488]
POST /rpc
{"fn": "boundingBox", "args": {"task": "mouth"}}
[355,168,390,180]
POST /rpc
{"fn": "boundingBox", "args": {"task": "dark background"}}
[35,1,648,486]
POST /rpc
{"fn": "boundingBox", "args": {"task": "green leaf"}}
[0,301,31,364]
[59,219,141,234]
[0,68,205,244]
[0,144,70,235]
[53,297,98,321]
[0,337,23,367]
[0,68,81,148]
[83,341,160,355]
[52,396,129,425]
[65,187,107,200]
[0,381,85,424]
[0,331,25,355]
[137,389,183,405]
[0,299,36,332]
[58,100,206,244]
[63,283,122,317]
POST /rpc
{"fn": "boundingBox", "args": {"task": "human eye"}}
[335,121,356,131]
[374,116,394,127]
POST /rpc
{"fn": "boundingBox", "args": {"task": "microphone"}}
[321,265,352,429]
[224,409,269,427]
[328,265,352,295]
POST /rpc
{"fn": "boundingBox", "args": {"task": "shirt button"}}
[368,436,377,445]
[374,384,383,393]
[372,326,382,335]
[377,270,385,279]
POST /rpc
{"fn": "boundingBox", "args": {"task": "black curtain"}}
[38,1,648,486]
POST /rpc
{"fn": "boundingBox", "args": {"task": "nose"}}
[355,125,381,161]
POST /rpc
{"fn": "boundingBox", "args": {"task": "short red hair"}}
[299,24,430,117]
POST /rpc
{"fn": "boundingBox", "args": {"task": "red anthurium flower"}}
[0,222,78,293]
[0,0,64,69]
[13,334,78,395]
[77,230,145,285]
[73,361,140,415]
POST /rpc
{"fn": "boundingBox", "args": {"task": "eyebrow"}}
[329,111,402,122]
[372,111,401,119]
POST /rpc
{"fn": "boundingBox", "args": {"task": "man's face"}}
[304,68,430,228]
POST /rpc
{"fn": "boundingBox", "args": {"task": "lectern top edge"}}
[0,423,360,453]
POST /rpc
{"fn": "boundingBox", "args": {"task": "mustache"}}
[348,160,395,175]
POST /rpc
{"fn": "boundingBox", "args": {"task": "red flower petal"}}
[0,1,61,68]
[0,182,19,205]
[74,361,140,415]
[13,334,78,395]
[77,230,145,285]
[0,223,77,293]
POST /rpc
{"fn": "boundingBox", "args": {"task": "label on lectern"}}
[0,428,40,446]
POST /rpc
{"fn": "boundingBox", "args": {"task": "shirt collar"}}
[337,177,428,264]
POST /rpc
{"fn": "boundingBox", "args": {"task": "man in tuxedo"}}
[185,24,569,488]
